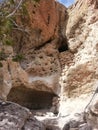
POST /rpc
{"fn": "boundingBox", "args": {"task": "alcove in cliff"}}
[7,86,56,110]
[58,43,68,52]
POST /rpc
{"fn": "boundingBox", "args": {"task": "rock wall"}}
[0,101,45,130]
[14,0,68,93]
[0,0,67,114]
[0,0,98,129]
[59,0,98,116]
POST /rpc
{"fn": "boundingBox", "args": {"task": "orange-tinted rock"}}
[13,0,67,53]
[0,0,67,101]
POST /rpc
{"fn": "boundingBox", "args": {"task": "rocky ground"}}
[1,100,98,130]
[0,101,45,130]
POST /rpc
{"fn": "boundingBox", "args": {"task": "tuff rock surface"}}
[0,101,45,130]
[59,0,98,116]
[0,0,67,101]
[0,0,98,129]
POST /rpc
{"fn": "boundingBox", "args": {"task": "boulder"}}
[0,101,45,130]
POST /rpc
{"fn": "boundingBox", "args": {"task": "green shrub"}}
[21,3,28,15]
[3,37,14,46]
[33,0,40,3]
[0,17,14,46]
[0,18,13,35]
[9,0,15,4]
[12,54,24,62]
[0,51,6,60]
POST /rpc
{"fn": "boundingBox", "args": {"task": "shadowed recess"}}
[7,87,56,110]
[58,43,68,52]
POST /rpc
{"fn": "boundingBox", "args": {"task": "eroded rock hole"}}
[32,11,35,14]
[58,43,68,52]
[46,127,53,130]
[7,87,56,110]
[58,37,69,52]
[47,14,50,25]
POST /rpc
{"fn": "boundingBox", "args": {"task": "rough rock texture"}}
[0,101,45,130]
[14,0,67,49]
[59,0,98,116]
[0,0,98,129]
[86,99,98,130]
[0,0,67,106]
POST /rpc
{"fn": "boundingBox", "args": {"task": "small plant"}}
[33,0,40,3]
[0,62,3,68]
[21,3,28,15]
[5,19,13,33]
[0,51,6,60]
[3,37,14,46]
[0,18,13,35]
[0,17,14,46]
[9,0,15,5]
[12,54,24,62]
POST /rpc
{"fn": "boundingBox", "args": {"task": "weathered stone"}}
[0,0,98,129]
[85,100,98,129]
[13,0,67,56]
[0,101,45,130]
[0,0,67,103]
[59,0,98,116]
[23,116,45,130]
[79,123,92,130]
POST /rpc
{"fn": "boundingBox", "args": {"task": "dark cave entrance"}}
[7,87,56,110]
[58,37,69,52]
[58,43,68,52]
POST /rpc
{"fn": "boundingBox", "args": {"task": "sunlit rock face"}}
[12,0,67,97]
[86,99,98,129]
[59,0,98,116]
[0,101,45,130]
[0,0,98,129]
[0,0,67,115]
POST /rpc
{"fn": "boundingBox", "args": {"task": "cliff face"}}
[0,0,98,129]
[0,0,67,113]
[59,0,98,116]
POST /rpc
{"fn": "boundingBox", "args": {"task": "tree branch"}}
[6,0,23,18]
[13,27,29,34]
[10,19,30,34]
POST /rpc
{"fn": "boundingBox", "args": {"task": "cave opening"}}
[7,87,56,111]
[58,37,69,52]
[58,43,68,52]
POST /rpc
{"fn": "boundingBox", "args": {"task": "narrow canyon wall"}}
[59,0,98,116]
[0,0,98,123]
[0,0,67,113]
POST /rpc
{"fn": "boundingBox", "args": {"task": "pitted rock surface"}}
[0,0,98,130]
[0,101,45,130]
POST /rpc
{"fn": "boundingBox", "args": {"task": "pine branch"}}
[6,0,23,18]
